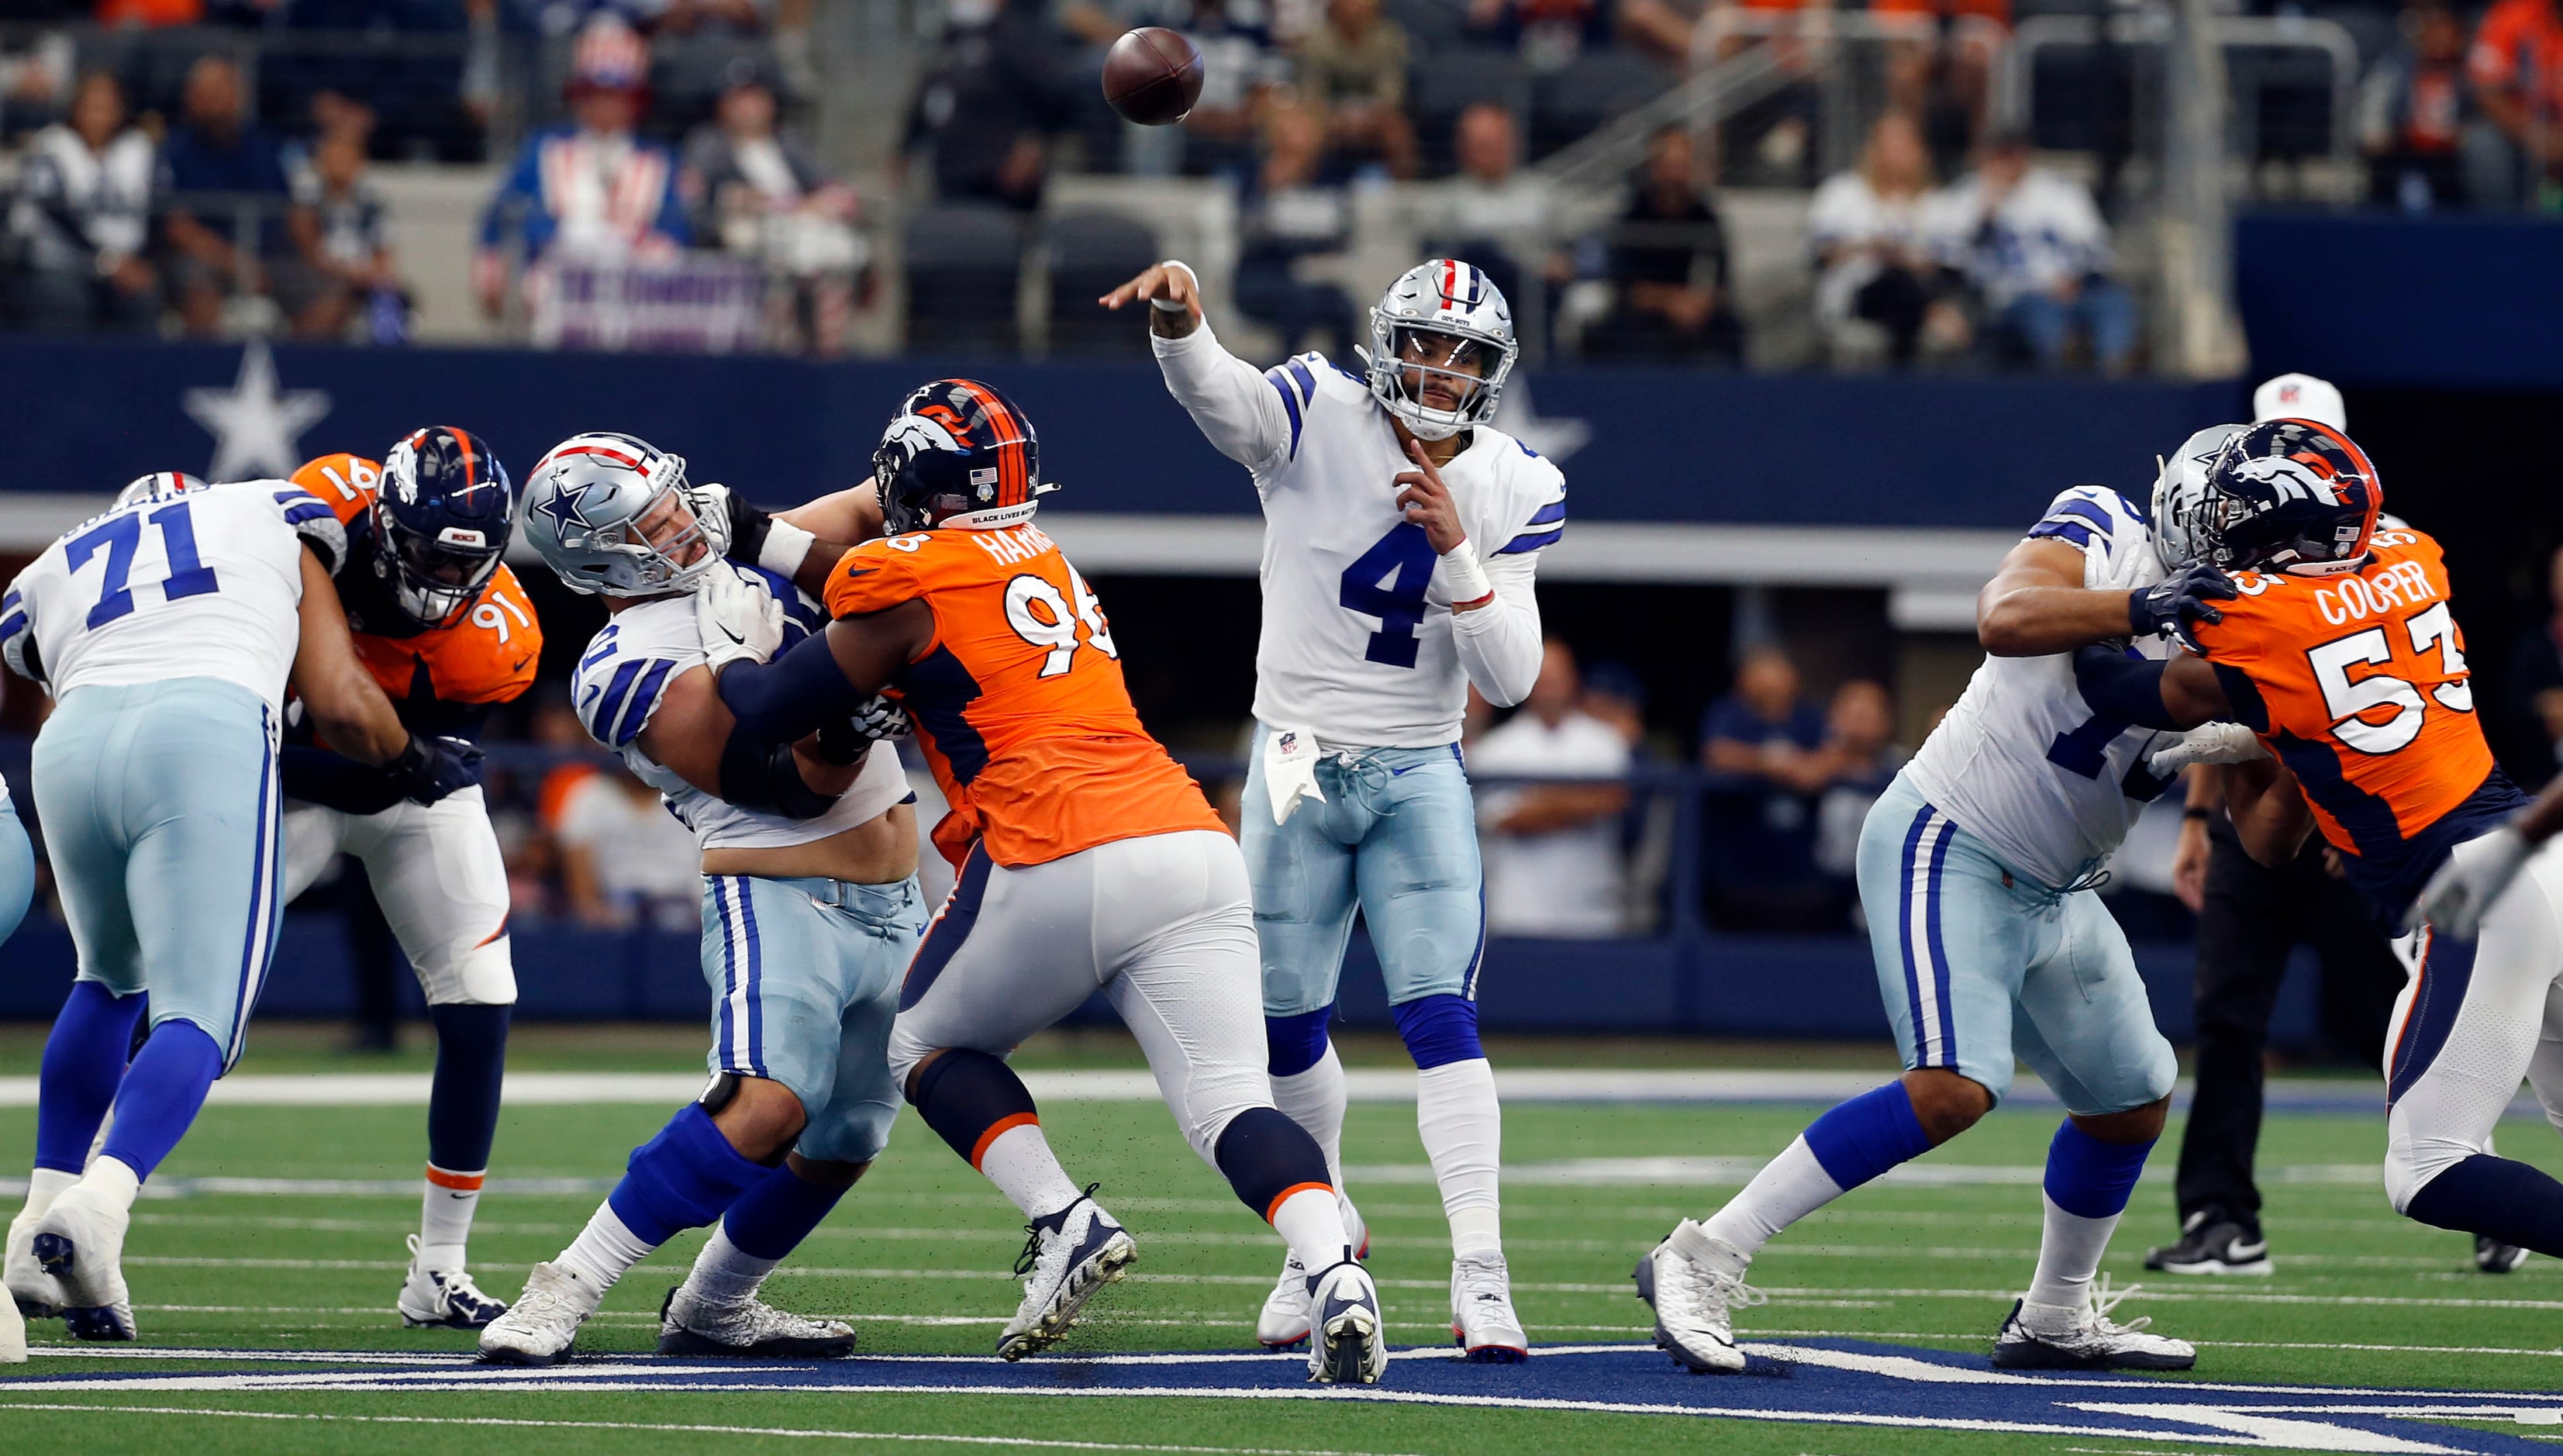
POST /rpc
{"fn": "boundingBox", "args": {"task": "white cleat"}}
[1992,1277,2196,1371]
[5,1202,65,1320]
[476,1261,602,1366]
[998,1187,1137,1361]
[658,1283,857,1358]
[1633,1220,1761,1374]
[29,1185,135,1341]
[1255,1196,1367,1349]
[1306,1258,1388,1385]
[1450,1251,1529,1362]
[398,1235,511,1330]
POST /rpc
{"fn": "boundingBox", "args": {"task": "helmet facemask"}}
[1363,316,1514,441]
[377,518,505,626]
[535,442,724,598]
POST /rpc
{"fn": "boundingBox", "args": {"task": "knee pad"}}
[605,1102,768,1244]
[1392,993,1483,1070]
[1266,1006,1333,1078]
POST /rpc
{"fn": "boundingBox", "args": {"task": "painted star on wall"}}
[183,339,333,482]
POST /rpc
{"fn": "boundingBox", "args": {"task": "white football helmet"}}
[2150,423,2246,573]
[1361,259,1518,441]
[522,432,731,597]
[113,472,210,510]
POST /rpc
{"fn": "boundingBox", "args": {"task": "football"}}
[1102,26,1204,126]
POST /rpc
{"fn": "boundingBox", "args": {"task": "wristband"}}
[758,517,816,580]
[1437,538,1492,607]
[1151,259,1199,312]
[2182,807,2212,823]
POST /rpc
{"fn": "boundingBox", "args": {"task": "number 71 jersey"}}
[824,520,1223,871]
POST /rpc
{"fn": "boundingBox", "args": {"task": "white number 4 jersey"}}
[2,480,344,709]
[1901,486,2175,890]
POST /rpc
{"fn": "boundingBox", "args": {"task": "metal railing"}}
[1996,12,2361,168]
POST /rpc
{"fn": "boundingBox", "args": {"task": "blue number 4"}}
[2047,709,2168,802]
[67,502,219,630]
[1339,523,1437,668]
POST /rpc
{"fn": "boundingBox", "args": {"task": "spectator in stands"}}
[1233,98,1361,352]
[474,17,688,319]
[1469,0,1615,73]
[1873,0,2007,176]
[1180,0,1285,178]
[1474,638,1633,938]
[556,765,702,929]
[2465,0,2563,209]
[902,0,1069,212]
[1583,122,1743,361]
[681,71,864,354]
[159,55,299,339]
[1699,644,1833,928]
[276,129,411,341]
[1413,104,1561,312]
[2506,543,2563,785]
[1808,109,1966,367]
[2361,0,2473,209]
[1933,129,2133,372]
[1297,0,1417,177]
[1582,660,1651,750]
[9,72,159,333]
[1809,679,1902,885]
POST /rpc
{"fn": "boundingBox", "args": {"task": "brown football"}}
[1102,26,1204,126]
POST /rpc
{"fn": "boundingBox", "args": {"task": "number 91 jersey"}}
[1902,487,2175,891]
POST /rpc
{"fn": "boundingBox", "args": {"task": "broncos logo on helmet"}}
[872,379,1057,535]
[2198,419,2382,578]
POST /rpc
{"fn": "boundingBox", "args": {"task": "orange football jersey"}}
[291,454,542,709]
[825,520,1224,869]
[2189,526,2522,909]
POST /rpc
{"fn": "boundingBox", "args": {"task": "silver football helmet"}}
[113,472,210,510]
[2150,423,2247,573]
[522,432,731,597]
[1361,258,1518,441]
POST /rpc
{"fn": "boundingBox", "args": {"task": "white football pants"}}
[282,786,516,1007]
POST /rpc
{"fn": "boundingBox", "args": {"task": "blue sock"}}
[2043,1120,2154,1220]
[605,1102,770,1245]
[1265,1007,1333,1078]
[2405,1154,2563,1258]
[426,1003,511,1173]
[723,1163,850,1261]
[35,982,145,1175]
[1391,993,1484,1069]
[1801,1082,1933,1192]
[95,1021,223,1181]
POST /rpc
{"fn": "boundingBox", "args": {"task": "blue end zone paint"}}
[9,1339,2560,1451]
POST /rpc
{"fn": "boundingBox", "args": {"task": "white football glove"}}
[2145,723,2268,776]
[695,563,785,672]
[2406,824,2532,939]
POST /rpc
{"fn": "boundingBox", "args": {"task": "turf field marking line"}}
[0,1404,1432,1455]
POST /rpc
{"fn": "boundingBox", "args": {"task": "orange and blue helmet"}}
[872,378,1056,535]
[376,426,515,627]
[2199,419,2382,578]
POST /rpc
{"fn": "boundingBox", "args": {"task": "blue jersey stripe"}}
[281,502,336,526]
[1496,526,1562,555]
[1524,500,1566,527]
[1285,357,1316,404]
[2048,499,2119,535]
[2026,519,2096,550]
[1265,370,1304,458]
[612,660,676,748]
[587,659,644,744]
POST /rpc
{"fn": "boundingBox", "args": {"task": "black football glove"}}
[722,486,774,566]
[387,733,486,806]
[2128,562,2237,648]
[813,693,911,765]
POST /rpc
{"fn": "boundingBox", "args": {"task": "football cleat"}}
[2476,1235,2530,1275]
[5,1202,64,1320]
[29,1184,136,1341]
[2144,1209,2272,1275]
[1991,1278,2196,1371]
[997,1186,1136,1361]
[398,1234,510,1329]
[1634,1220,1761,1374]
[476,1261,601,1366]
[1450,1251,1528,1362]
[1256,1196,1368,1349]
[657,1283,857,1358]
[1306,1258,1388,1385]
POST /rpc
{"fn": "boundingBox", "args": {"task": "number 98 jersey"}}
[1902,487,2175,890]
[2,479,342,707]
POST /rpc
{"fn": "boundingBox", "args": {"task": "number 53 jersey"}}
[825,520,1223,871]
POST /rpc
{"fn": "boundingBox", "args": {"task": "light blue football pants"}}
[1242,728,1486,1016]
[33,678,282,1069]
[699,871,925,1165]
[0,788,34,948]
[1856,772,2177,1115]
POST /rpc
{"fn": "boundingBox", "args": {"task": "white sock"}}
[1416,1058,1502,1259]
[73,1157,141,1215]
[1271,1046,1348,1189]
[1702,1136,1849,1259]
[1268,1184,1352,1273]
[554,1201,656,1300]
[2024,1192,2120,1314]
[683,1223,778,1309]
[977,1120,1085,1223]
[22,1167,78,1223]
[419,1164,484,1271]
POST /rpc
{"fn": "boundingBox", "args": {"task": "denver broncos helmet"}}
[2197,419,2382,578]
[872,379,1056,535]
[376,426,516,628]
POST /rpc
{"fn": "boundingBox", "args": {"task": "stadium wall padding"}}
[2236,212,2563,392]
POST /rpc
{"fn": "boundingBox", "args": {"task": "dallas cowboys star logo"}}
[537,478,600,534]
[183,338,332,481]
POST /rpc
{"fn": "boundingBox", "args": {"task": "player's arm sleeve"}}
[1451,550,1545,709]
[278,744,412,815]
[0,581,40,686]
[1150,323,1298,477]
[272,486,350,576]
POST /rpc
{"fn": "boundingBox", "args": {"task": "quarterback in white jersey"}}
[478,433,923,1367]
[1634,476,2250,1378]
[2,473,474,1343]
[1106,257,1557,1360]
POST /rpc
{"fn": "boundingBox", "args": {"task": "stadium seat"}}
[1043,210,1160,357]
[904,205,1026,354]
[1385,0,1471,53]
[1409,50,1528,176]
[647,35,780,143]
[1530,48,1672,161]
